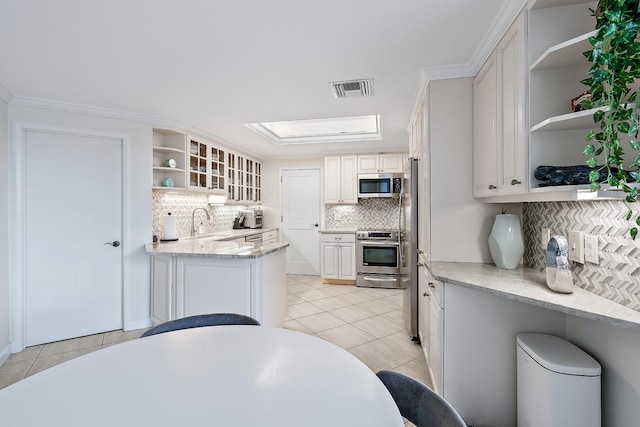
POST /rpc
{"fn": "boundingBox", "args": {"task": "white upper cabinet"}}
[473,52,499,197]
[497,11,527,195]
[325,155,358,204]
[227,151,262,204]
[473,1,604,201]
[472,10,527,197]
[187,135,226,194]
[357,153,404,174]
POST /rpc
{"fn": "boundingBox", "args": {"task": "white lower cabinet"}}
[149,250,286,327]
[177,258,251,318]
[418,264,430,363]
[320,233,356,281]
[262,230,278,245]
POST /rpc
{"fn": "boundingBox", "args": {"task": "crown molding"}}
[9,95,263,159]
[0,82,13,103]
[407,0,528,129]
[468,0,528,76]
[407,71,430,131]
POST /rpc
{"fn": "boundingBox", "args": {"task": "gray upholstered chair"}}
[140,313,260,338]
[376,370,467,427]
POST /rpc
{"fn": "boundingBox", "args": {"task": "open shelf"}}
[530,30,596,70]
[530,0,593,10]
[153,166,185,173]
[530,106,604,132]
[153,146,185,153]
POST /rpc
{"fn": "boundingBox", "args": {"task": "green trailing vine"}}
[581,0,640,239]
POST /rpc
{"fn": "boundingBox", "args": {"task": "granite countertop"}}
[177,228,278,242]
[146,228,287,259]
[429,262,640,330]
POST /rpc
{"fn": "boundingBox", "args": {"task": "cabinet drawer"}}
[262,230,278,241]
[320,233,355,243]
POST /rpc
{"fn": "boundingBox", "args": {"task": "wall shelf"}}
[530,106,603,132]
[530,30,596,70]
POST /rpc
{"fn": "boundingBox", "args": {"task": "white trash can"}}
[517,333,601,427]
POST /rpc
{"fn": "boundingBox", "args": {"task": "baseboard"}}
[124,318,153,332]
[0,342,12,366]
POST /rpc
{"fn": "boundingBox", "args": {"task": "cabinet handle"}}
[488,184,497,190]
[511,179,522,185]
[428,282,435,288]
[423,292,429,297]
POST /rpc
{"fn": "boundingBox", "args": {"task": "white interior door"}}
[281,168,321,275]
[24,130,123,345]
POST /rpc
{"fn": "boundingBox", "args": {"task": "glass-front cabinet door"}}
[227,151,262,204]
[187,135,226,194]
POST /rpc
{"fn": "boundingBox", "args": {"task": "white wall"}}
[567,316,640,426]
[261,157,324,230]
[8,103,153,333]
[428,78,522,263]
[0,85,11,363]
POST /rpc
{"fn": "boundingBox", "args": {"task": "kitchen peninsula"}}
[145,231,288,328]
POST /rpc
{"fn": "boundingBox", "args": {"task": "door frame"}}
[279,166,324,274]
[10,121,131,352]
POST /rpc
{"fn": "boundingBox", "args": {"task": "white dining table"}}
[0,326,404,426]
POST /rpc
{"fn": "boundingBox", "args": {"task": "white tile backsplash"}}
[325,198,401,230]
[152,192,247,239]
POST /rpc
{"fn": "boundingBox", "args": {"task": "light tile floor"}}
[0,274,429,425]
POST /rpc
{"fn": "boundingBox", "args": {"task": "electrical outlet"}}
[584,234,599,264]
[568,230,585,264]
[541,228,550,249]
[334,212,341,221]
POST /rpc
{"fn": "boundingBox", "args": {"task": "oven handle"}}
[360,276,400,282]
[359,241,400,247]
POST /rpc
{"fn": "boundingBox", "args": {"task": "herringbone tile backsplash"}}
[523,201,640,312]
[152,192,246,239]
[325,198,402,230]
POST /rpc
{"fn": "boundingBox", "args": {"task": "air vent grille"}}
[330,79,374,99]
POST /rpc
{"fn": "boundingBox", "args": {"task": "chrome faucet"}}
[191,207,211,236]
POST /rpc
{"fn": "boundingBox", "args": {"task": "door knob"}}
[489,184,497,189]
[104,241,121,247]
[312,223,319,228]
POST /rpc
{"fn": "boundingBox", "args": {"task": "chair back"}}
[376,370,466,427]
[140,313,260,338]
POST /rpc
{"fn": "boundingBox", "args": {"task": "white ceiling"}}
[0,0,522,159]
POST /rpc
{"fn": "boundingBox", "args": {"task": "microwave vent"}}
[330,79,374,99]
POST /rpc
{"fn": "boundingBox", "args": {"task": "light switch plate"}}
[584,234,599,264]
[568,230,584,264]
[541,228,550,249]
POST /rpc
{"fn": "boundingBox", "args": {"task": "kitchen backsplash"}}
[152,192,247,239]
[523,200,640,312]
[325,198,402,230]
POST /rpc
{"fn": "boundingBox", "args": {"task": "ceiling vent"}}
[330,79,374,99]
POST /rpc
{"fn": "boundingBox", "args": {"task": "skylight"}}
[245,115,382,145]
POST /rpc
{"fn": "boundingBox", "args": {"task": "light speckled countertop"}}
[429,262,640,330]
[320,229,357,234]
[146,228,288,259]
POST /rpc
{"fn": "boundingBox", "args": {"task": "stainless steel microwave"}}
[357,173,403,198]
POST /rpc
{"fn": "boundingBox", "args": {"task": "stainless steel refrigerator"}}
[402,157,419,341]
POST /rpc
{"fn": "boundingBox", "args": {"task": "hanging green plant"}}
[581,0,640,239]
